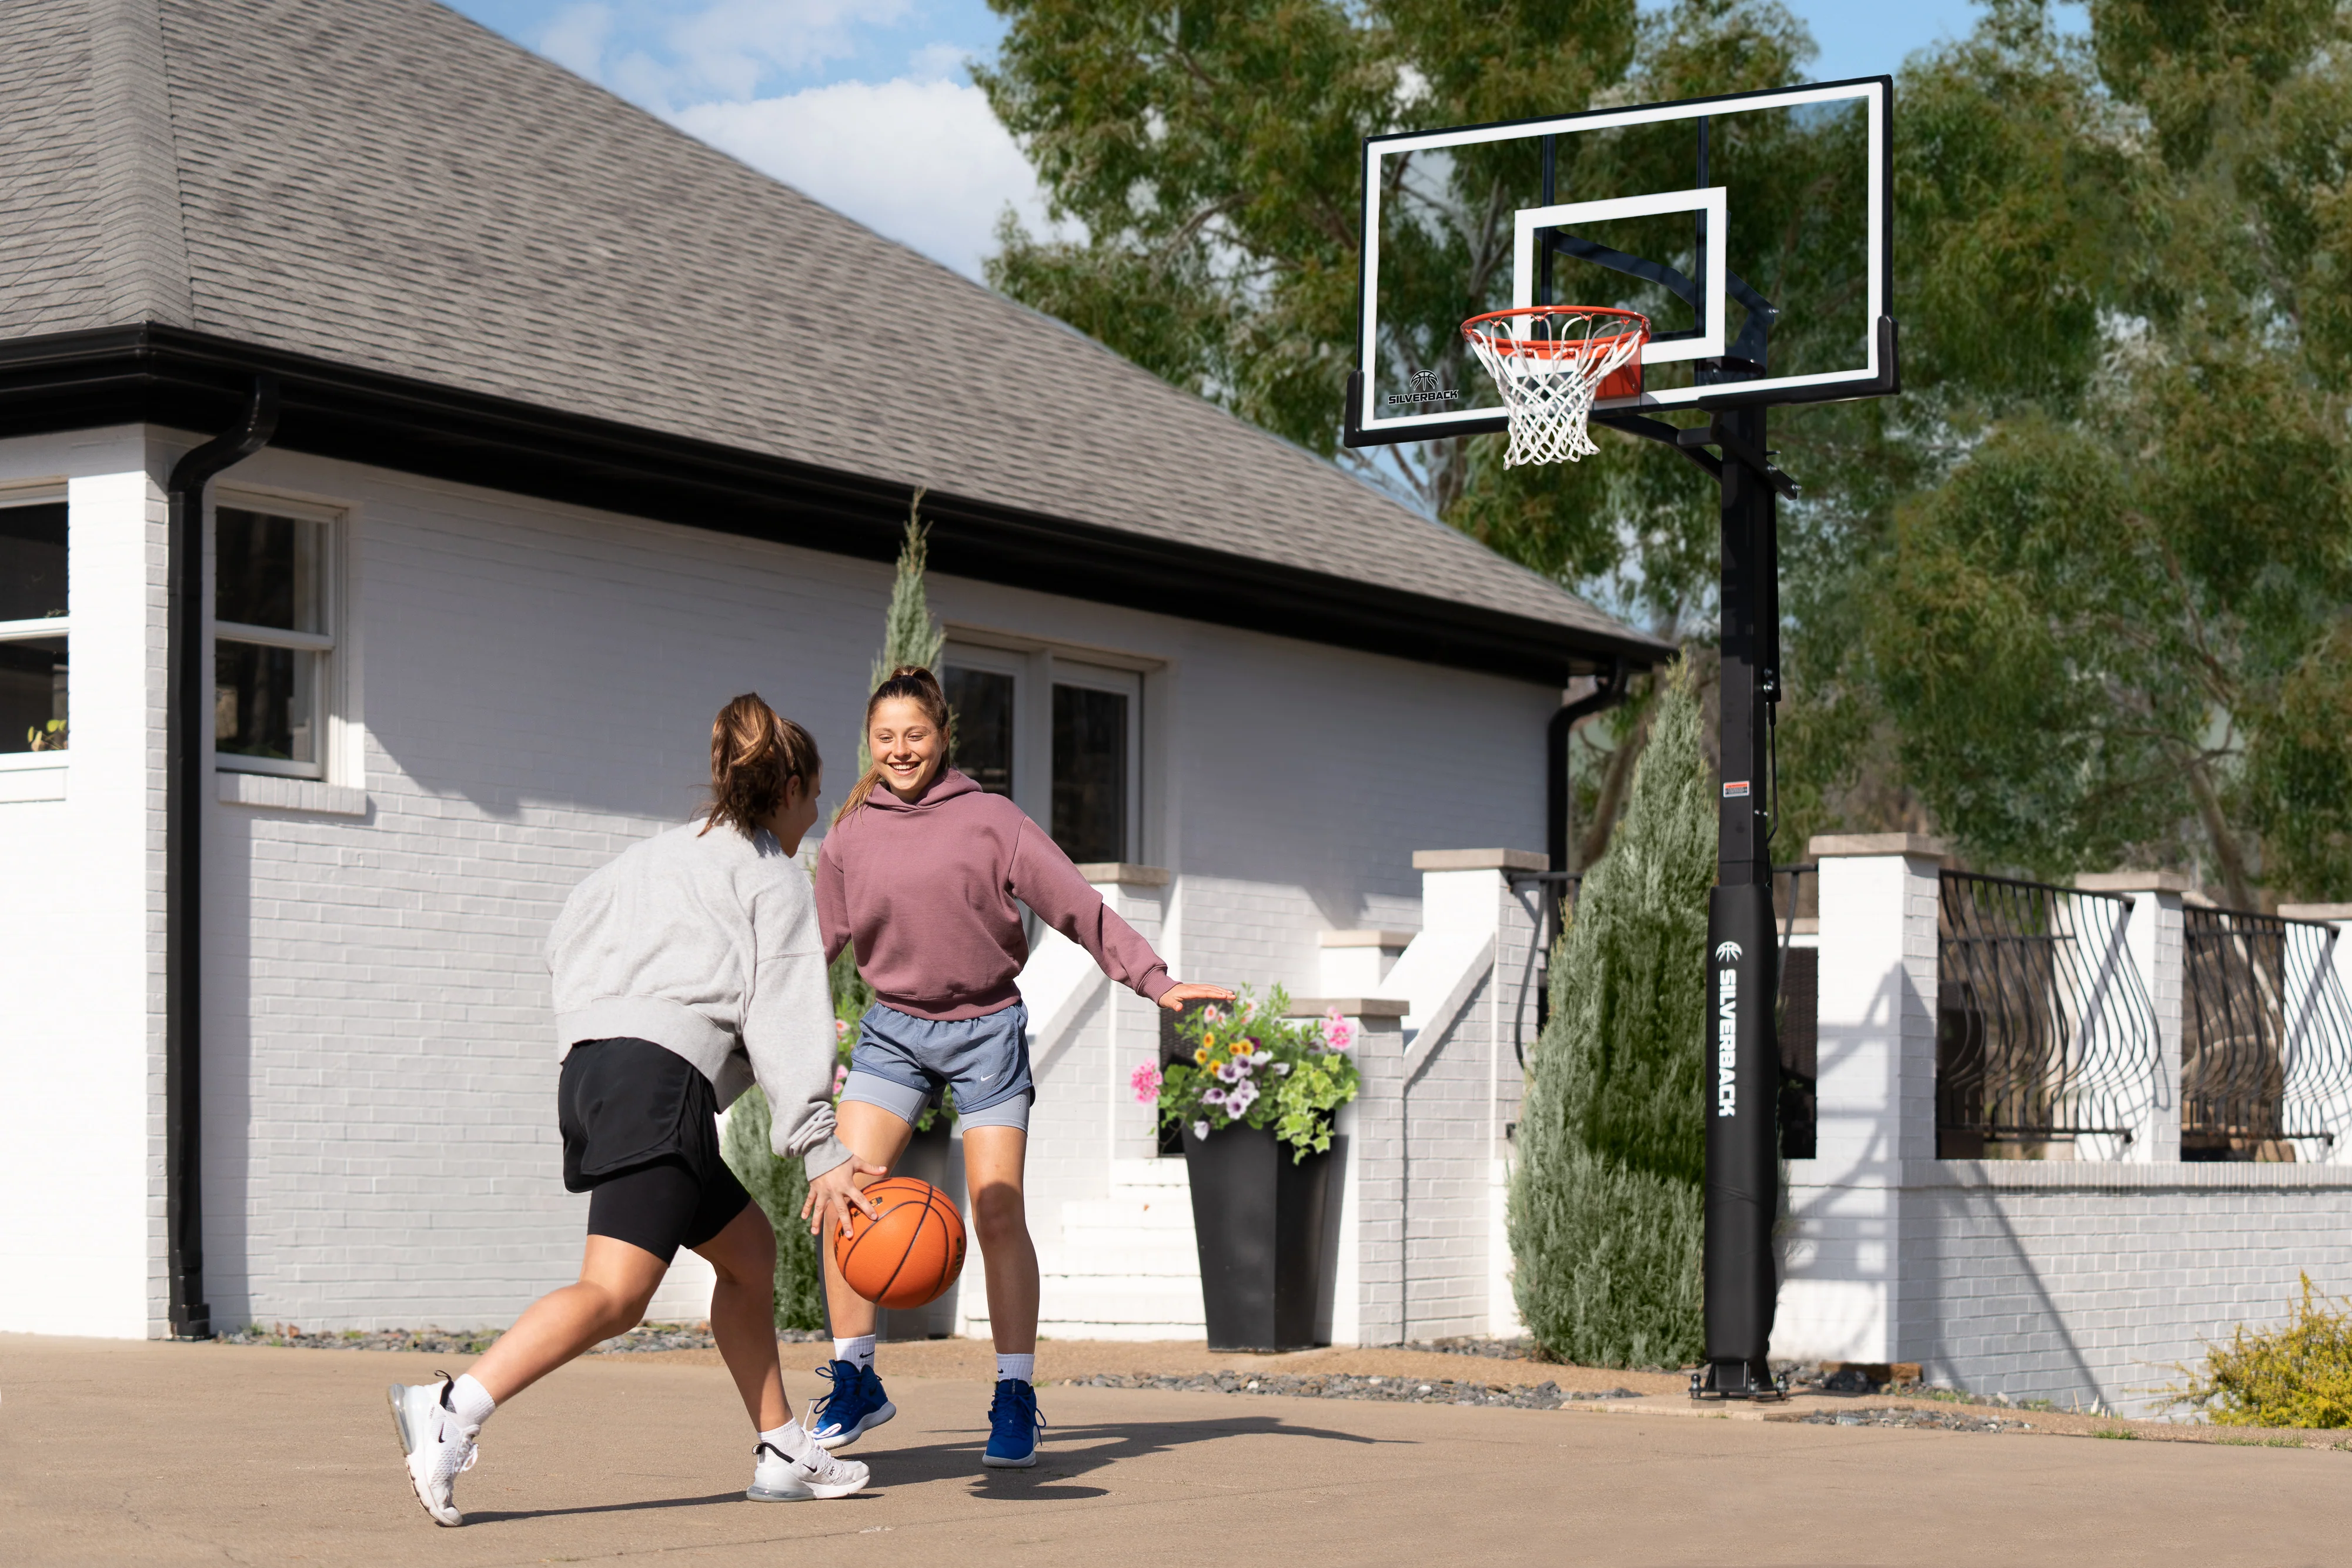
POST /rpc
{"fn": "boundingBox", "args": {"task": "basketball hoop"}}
[1461,306,1650,467]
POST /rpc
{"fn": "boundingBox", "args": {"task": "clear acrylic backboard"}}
[1347,78,1895,447]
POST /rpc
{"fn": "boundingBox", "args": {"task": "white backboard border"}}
[1345,76,1895,448]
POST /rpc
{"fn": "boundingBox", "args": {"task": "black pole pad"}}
[1704,883,1780,1377]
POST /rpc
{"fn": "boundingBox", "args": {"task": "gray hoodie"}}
[547,817,850,1180]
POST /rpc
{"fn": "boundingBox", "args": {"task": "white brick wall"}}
[1897,1165,2352,1416]
[1782,844,2352,1416]
[2,430,1558,1336]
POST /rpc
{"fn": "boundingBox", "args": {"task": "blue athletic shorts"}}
[840,1001,1033,1132]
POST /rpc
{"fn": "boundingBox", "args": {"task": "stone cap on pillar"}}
[1807,833,1947,860]
[2280,903,2352,922]
[1073,862,1171,887]
[1284,997,1410,1018]
[2076,870,2193,894]
[1411,848,1548,871]
[1318,930,1416,949]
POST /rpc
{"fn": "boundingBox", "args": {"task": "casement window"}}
[942,644,1147,865]
[0,497,69,755]
[213,503,338,779]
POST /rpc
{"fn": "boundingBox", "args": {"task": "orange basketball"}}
[833,1175,967,1309]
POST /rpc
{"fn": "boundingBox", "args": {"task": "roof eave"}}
[0,325,1672,683]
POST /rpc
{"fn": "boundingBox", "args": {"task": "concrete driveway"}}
[1,1336,2341,1566]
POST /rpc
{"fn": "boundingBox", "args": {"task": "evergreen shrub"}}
[1508,661,1712,1368]
[719,1086,827,1331]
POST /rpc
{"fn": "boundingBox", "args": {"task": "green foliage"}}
[717,1086,826,1332]
[1508,661,1712,1367]
[2160,1273,2352,1429]
[982,0,2352,900]
[1155,986,1361,1161]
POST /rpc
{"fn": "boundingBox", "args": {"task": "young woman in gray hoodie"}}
[810,666,1234,1469]
[387,696,881,1525]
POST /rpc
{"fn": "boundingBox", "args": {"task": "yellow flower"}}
[1204,1033,1217,1049]
[1228,1039,1249,1055]
[1193,1047,1210,1066]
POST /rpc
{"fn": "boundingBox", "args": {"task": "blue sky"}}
[443,1,2066,278]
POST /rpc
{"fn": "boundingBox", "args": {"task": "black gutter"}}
[0,325,1671,686]
[164,375,278,1341]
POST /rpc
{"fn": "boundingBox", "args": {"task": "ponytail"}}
[833,665,952,826]
[701,693,822,838]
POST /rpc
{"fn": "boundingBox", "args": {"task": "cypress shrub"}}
[720,1086,828,1332]
[1508,661,1712,1368]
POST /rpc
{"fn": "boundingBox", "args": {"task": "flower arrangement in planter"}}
[1138,986,1361,1160]
[1138,987,1364,1350]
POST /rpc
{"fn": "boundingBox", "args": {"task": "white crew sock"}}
[446,1373,496,1433]
[996,1352,1035,1385]
[759,1420,816,1460]
[833,1335,876,1372]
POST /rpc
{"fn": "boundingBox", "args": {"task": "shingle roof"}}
[0,0,1661,666]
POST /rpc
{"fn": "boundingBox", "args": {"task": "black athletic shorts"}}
[558,1037,753,1263]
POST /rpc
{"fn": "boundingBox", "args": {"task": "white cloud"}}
[539,2,615,79]
[670,0,917,96]
[676,77,1058,279]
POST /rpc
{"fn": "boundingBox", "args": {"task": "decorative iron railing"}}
[1936,872,2159,1158]
[2180,907,2352,1160]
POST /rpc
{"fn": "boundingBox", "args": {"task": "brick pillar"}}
[1775,834,1943,1365]
[1298,998,1407,1346]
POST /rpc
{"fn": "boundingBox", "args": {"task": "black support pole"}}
[1700,402,1782,1395]
[165,376,279,1341]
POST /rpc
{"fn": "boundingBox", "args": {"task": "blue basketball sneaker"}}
[808,1360,896,1452]
[982,1378,1047,1469]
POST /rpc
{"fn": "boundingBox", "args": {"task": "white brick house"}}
[0,0,1662,1339]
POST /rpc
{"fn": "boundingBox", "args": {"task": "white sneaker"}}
[747,1437,870,1502]
[387,1375,478,1526]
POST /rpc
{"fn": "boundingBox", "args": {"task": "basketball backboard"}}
[1345,78,1893,447]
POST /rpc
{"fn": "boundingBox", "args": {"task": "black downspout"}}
[165,375,279,1340]
[1546,656,1629,892]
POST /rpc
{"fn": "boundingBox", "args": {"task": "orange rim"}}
[1463,306,1650,359]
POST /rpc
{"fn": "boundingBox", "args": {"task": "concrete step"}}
[1056,1198,1195,1233]
[1035,1240,1199,1278]
[1108,1156,1190,1188]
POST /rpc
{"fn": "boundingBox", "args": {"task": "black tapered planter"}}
[1181,1122,1334,1352]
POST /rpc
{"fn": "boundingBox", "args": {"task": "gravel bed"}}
[213,1322,828,1355]
[1061,1371,1643,1409]
[1388,1336,1549,1362]
[1796,1405,2033,1433]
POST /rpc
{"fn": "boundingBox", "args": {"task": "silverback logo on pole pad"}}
[1716,958,1738,1116]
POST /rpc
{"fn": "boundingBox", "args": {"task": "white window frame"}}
[0,483,71,773]
[940,644,1029,801]
[1050,660,1144,867]
[942,626,1164,868]
[209,492,346,783]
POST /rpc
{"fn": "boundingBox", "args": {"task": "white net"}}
[1461,307,1649,468]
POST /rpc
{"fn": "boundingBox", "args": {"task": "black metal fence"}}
[1936,872,2159,1158]
[2181,907,2352,1161]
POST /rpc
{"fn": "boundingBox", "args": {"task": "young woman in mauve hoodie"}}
[810,666,1234,1469]
[386,696,884,1526]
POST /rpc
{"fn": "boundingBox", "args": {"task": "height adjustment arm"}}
[1679,419,1799,499]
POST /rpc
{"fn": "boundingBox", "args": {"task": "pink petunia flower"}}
[1130,1062,1164,1104]
[830,1063,848,1095]
[1224,1081,1259,1116]
[1321,1008,1354,1052]
[1201,1085,1228,1107]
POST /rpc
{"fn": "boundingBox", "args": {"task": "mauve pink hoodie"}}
[814,768,1174,1021]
